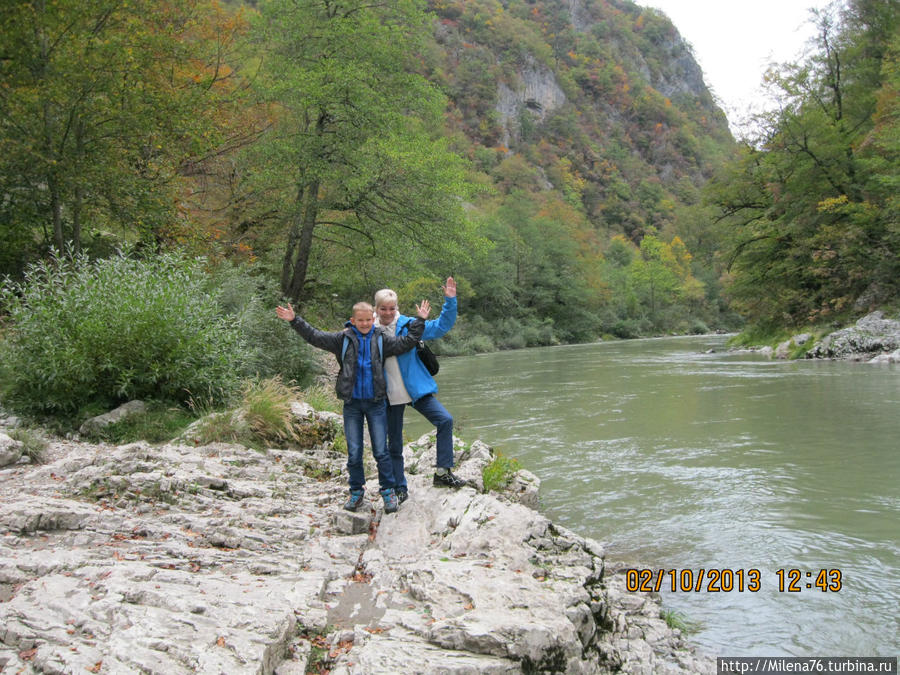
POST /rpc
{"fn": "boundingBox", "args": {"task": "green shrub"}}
[0,248,246,416]
[689,319,710,335]
[208,264,318,385]
[521,319,556,347]
[611,318,642,339]
[467,334,496,353]
[431,331,471,356]
[497,332,527,350]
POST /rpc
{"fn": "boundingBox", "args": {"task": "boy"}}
[275,299,429,513]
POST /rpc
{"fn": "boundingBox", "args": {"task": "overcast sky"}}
[636,0,830,132]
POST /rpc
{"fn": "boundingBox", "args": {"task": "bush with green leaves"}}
[207,263,318,385]
[0,249,246,417]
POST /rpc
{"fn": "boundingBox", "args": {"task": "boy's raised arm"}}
[276,303,343,355]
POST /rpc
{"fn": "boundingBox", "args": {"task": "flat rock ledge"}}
[0,421,713,674]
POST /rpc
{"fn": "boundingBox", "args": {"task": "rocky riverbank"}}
[0,405,713,674]
[755,311,900,362]
[806,311,900,362]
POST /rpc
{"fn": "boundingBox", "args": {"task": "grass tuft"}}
[482,450,521,492]
[301,383,341,413]
[660,608,702,634]
[9,427,48,464]
[240,376,301,443]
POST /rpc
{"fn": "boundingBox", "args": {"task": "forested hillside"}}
[0,0,740,350]
[415,0,740,345]
[2,0,897,366]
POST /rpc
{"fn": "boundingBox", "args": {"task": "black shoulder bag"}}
[417,341,439,376]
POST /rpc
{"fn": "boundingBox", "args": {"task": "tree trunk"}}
[72,122,85,252]
[48,174,65,251]
[281,179,320,304]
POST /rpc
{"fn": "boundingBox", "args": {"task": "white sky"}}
[637,0,830,132]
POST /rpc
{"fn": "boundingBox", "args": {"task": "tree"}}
[708,0,899,325]
[629,233,683,318]
[248,0,477,304]
[0,0,247,271]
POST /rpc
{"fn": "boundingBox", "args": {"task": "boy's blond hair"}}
[352,301,374,316]
[373,289,398,309]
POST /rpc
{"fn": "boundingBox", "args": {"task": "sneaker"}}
[343,490,365,512]
[433,470,467,489]
[396,489,409,505]
[381,488,399,514]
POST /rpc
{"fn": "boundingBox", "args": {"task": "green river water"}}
[405,334,899,657]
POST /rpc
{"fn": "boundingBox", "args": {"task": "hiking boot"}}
[396,489,409,505]
[381,488,399,514]
[343,490,365,512]
[433,469,467,489]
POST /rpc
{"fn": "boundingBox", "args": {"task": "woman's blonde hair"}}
[373,288,398,309]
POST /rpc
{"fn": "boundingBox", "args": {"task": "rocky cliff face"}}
[0,407,713,674]
[496,56,569,147]
[432,0,733,242]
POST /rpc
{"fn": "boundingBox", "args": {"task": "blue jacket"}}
[393,296,457,402]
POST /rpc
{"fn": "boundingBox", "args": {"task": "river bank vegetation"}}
[1,0,897,427]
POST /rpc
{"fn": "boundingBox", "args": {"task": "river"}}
[405,334,899,657]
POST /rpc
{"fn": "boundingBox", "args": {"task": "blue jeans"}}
[343,398,395,492]
[387,394,454,491]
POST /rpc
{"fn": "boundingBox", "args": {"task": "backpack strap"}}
[340,333,383,364]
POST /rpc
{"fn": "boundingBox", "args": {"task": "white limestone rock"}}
[0,432,23,467]
[78,400,147,436]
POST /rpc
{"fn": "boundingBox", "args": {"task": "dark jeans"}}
[387,394,454,491]
[343,398,394,492]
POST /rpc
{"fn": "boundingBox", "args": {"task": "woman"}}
[374,277,466,503]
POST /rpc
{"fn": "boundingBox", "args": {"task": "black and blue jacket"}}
[289,315,424,401]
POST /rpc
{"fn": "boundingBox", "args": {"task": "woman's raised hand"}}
[415,299,431,319]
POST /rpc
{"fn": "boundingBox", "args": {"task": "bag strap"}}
[341,333,383,364]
